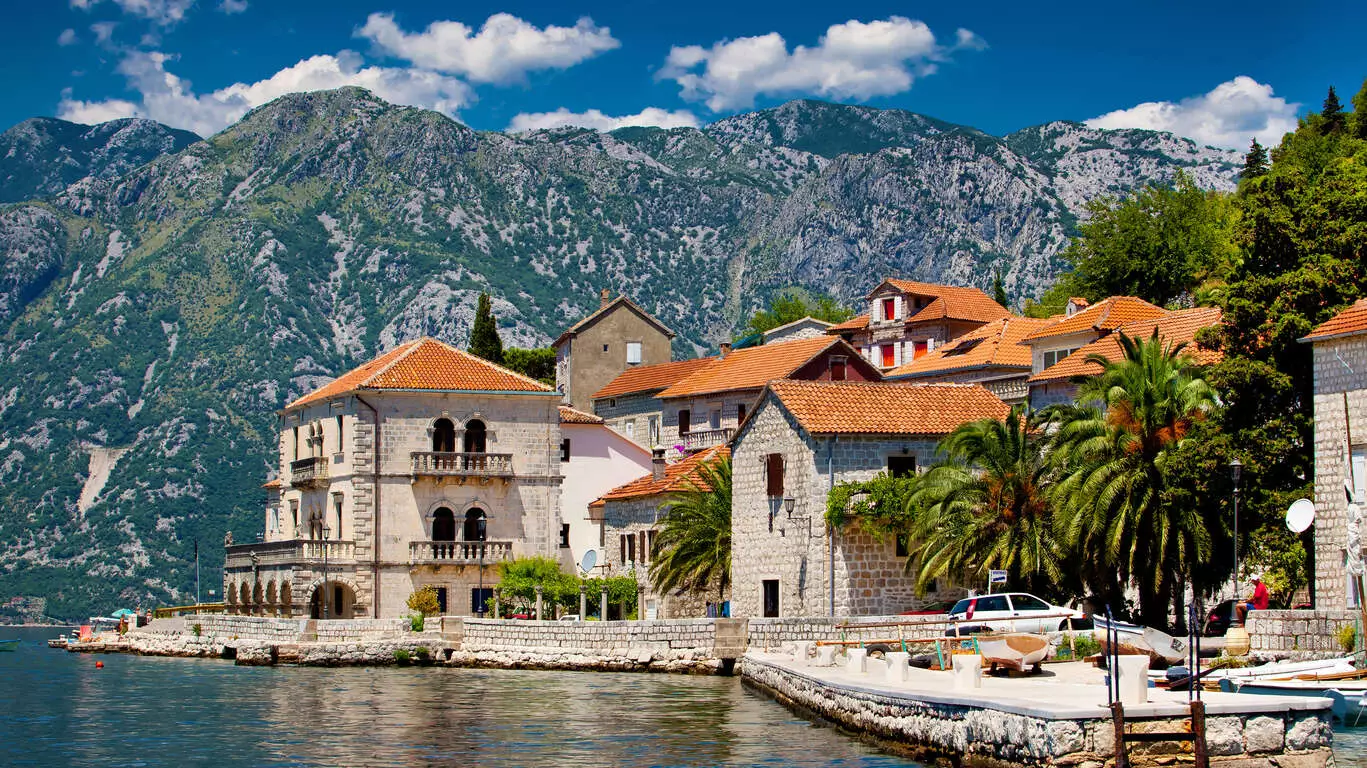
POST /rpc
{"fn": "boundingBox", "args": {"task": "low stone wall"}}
[746,616,942,651]
[448,617,731,673]
[1248,609,1357,656]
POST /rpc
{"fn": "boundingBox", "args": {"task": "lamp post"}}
[783,496,796,519]
[321,522,331,620]
[1230,458,1243,599]
[476,511,488,618]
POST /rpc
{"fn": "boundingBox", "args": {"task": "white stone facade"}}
[1310,335,1367,610]
[560,421,653,574]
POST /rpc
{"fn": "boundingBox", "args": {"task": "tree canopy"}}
[739,287,853,338]
[468,292,505,365]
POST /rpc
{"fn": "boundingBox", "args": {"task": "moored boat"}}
[0,638,19,651]
[976,633,1050,673]
[1092,615,1187,664]
[1220,678,1367,724]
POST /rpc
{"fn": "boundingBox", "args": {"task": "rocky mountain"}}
[0,88,1240,619]
[0,117,200,204]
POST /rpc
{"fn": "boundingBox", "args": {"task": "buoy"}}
[95,661,104,668]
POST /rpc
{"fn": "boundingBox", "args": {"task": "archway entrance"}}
[309,581,357,619]
[463,508,487,542]
[432,507,456,541]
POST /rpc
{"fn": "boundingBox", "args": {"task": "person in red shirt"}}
[1250,576,1271,611]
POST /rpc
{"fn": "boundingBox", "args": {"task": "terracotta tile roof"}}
[881,279,1012,325]
[827,314,870,333]
[262,479,281,490]
[1029,307,1223,384]
[591,356,718,400]
[657,336,846,400]
[594,446,729,503]
[288,338,552,409]
[1022,296,1167,342]
[887,316,1060,379]
[559,405,603,424]
[553,295,675,347]
[1302,299,1367,343]
[765,379,1009,435]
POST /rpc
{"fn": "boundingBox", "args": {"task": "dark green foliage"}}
[1242,139,1269,180]
[503,347,555,383]
[740,287,853,337]
[992,268,1009,309]
[650,455,732,601]
[468,292,504,365]
[1353,78,1367,139]
[1323,87,1347,134]
[492,556,637,617]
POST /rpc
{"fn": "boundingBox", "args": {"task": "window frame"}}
[765,453,785,498]
[625,341,642,365]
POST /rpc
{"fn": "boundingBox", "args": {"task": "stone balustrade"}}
[225,539,356,569]
[682,428,733,452]
[409,540,512,565]
[409,451,513,478]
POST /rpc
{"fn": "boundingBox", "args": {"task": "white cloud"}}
[508,107,700,133]
[57,50,472,136]
[1085,76,1300,149]
[357,12,619,84]
[218,0,246,13]
[91,21,117,45]
[659,17,979,112]
[58,28,79,46]
[70,0,195,26]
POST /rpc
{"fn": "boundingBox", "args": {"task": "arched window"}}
[432,418,456,453]
[464,508,487,541]
[432,507,456,541]
[463,419,486,454]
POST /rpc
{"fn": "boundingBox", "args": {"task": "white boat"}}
[976,633,1051,673]
[1149,656,1358,682]
[1093,615,1186,664]
[1220,678,1367,724]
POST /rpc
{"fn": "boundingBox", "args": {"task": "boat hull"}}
[1092,616,1186,664]
[977,633,1050,673]
[1220,678,1367,723]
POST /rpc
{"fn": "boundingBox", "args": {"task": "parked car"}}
[946,593,1086,633]
[559,614,582,622]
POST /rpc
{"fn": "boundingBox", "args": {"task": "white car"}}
[946,592,1085,633]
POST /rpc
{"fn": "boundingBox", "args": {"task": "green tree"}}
[650,455,732,603]
[493,556,579,614]
[906,406,1068,600]
[1323,86,1347,134]
[1352,78,1367,139]
[1241,138,1269,180]
[1047,332,1219,630]
[503,347,556,384]
[468,292,504,365]
[992,268,1010,309]
[740,287,853,337]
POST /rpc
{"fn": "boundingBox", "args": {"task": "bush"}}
[409,614,424,633]
[414,646,431,665]
[393,649,411,666]
[1061,633,1101,659]
[1338,624,1357,653]
[406,586,440,617]
[191,623,202,637]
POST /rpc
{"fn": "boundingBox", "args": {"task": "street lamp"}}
[321,522,331,620]
[783,496,796,519]
[1230,458,1243,598]
[475,511,488,618]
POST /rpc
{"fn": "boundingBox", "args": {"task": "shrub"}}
[1063,633,1101,659]
[1338,624,1357,653]
[393,649,411,666]
[406,587,440,617]
[414,646,431,664]
[409,614,424,633]
[191,623,202,637]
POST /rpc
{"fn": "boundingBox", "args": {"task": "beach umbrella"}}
[110,608,136,617]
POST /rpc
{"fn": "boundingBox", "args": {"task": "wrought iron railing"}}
[289,456,329,488]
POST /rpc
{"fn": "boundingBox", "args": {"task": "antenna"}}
[1286,498,1316,534]
[578,549,597,576]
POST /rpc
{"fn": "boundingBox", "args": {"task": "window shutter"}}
[766,453,784,497]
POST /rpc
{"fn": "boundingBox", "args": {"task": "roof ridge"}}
[430,337,555,390]
[360,338,426,388]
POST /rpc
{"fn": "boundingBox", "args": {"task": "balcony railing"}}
[289,456,329,489]
[224,539,356,569]
[409,540,513,565]
[410,451,513,479]
[682,427,733,452]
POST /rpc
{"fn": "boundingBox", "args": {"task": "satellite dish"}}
[579,549,597,575]
[1286,498,1316,533]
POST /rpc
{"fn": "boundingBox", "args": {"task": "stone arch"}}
[432,417,456,453]
[432,507,456,541]
[463,418,487,454]
[463,507,488,541]
[305,574,360,620]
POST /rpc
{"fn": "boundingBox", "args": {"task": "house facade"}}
[553,290,675,413]
[557,405,654,577]
[223,338,563,620]
[1302,300,1367,610]
[885,316,1058,403]
[1022,296,1166,408]
[730,379,1009,618]
[590,356,716,448]
[827,279,1011,371]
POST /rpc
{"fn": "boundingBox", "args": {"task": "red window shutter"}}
[766,453,784,497]
[831,358,846,381]
[882,298,896,320]
[914,340,928,359]
[881,345,895,367]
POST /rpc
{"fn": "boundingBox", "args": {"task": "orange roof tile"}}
[657,336,848,400]
[592,356,718,400]
[827,314,870,333]
[879,279,1012,325]
[765,379,1009,435]
[288,338,552,409]
[887,316,1060,379]
[554,295,675,347]
[1022,296,1167,342]
[1029,307,1223,384]
[595,446,729,503]
[1302,299,1367,342]
[559,405,603,424]
[262,478,281,490]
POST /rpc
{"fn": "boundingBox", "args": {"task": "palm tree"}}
[1047,331,1218,629]
[906,405,1066,598]
[650,455,732,606]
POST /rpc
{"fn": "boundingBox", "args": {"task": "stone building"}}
[885,316,1058,403]
[826,279,1011,371]
[730,379,1009,618]
[224,338,563,620]
[557,404,654,577]
[1021,296,1167,408]
[554,290,675,412]
[657,336,882,454]
[1302,299,1367,609]
[1026,306,1221,408]
[589,356,716,448]
[590,446,731,619]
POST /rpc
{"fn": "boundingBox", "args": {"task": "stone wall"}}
[1311,336,1367,610]
[745,616,944,651]
[449,617,735,673]
[1248,609,1358,655]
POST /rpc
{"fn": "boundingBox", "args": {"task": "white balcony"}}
[410,451,513,479]
[682,427,733,452]
[409,540,513,565]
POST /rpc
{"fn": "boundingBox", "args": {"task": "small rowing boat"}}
[1220,678,1367,724]
[0,638,19,651]
[976,633,1050,673]
[1093,615,1187,664]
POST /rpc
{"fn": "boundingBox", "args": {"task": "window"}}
[895,534,909,558]
[977,595,1009,612]
[736,403,746,424]
[639,531,648,564]
[335,415,344,453]
[463,509,487,541]
[647,530,657,561]
[1042,348,1080,368]
[678,409,691,435]
[881,344,896,368]
[620,533,636,565]
[648,416,660,445]
[463,419,487,454]
[1011,594,1049,611]
[432,508,456,542]
[830,356,847,381]
[882,297,896,321]
[626,341,642,365]
[332,493,344,538]
[560,524,571,548]
[435,587,448,615]
[292,426,300,460]
[762,579,780,617]
[289,500,299,536]
[603,344,610,353]
[709,409,721,430]
[471,587,493,616]
[270,507,280,535]
[1352,445,1367,502]
[561,438,571,462]
[624,421,635,440]
[887,456,916,478]
[944,338,984,357]
[766,453,784,497]
[432,418,456,452]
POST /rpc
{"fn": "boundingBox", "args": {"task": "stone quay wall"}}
[121,615,415,661]
[746,616,944,652]
[1248,609,1358,656]
[741,655,1334,768]
[442,617,744,673]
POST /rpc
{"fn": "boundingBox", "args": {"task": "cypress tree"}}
[468,292,504,365]
[1322,86,1346,134]
[992,268,1009,308]
[1352,78,1367,140]
[1241,138,1269,180]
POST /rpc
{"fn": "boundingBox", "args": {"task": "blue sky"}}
[2,0,1363,148]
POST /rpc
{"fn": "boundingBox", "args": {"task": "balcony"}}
[409,540,513,565]
[410,451,513,481]
[682,427,733,452]
[224,539,356,570]
[290,456,329,489]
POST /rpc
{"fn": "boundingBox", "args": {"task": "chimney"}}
[719,342,731,358]
[651,448,666,481]
[599,288,612,308]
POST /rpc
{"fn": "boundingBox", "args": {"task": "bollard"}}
[952,654,982,690]
[885,652,911,684]
[1115,655,1150,704]
[579,583,587,619]
[816,645,838,666]
[846,647,868,674]
[793,641,814,666]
